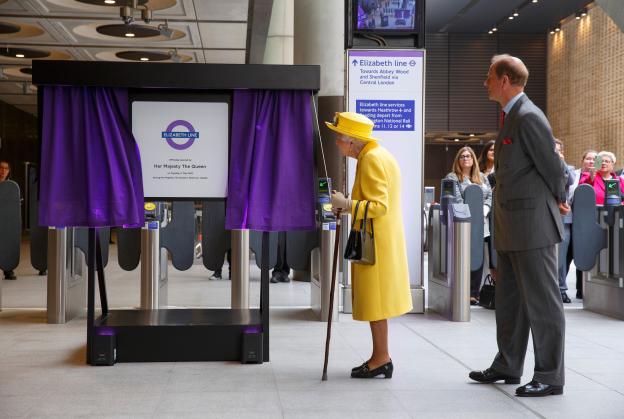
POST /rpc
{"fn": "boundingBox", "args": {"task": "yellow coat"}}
[350,141,412,321]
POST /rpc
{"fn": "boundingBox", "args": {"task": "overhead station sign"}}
[346,49,425,284]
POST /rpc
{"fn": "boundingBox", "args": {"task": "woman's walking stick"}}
[322,220,342,381]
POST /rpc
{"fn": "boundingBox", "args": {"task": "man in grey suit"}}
[469,54,568,397]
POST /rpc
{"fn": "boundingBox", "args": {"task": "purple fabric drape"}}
[39,86,144,227]
[225,90,315,231]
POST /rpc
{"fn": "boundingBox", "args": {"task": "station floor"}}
[1,242,624,418]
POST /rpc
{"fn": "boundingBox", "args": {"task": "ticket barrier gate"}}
[117,201,195,309]
[0,180,21,312]
[573,183,624,319]
[140,202,168,309]
[311,178,339,321]
[427,181,481,321]
[47,228,110,324]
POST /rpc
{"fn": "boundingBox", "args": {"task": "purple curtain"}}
[225,90,315,231]
[39,86,144,227]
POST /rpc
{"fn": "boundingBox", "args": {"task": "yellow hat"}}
[325,112,380,142]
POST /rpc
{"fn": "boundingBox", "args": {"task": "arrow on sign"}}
[352,59,358,66]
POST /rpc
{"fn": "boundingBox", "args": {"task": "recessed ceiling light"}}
[125,32,135,37]
[508,16,514,20]
[532,0,538,3]
[104,0,116,4]
[454,139,460,142]
[140,57,149,61]
[15,53,24,58]
[555,26,561,32]
[469,134,475,137]
[488,30,493,34]
[581,8,588,17]
[550,29,556,34]
[492,27,497,32]
[513,10,519,17]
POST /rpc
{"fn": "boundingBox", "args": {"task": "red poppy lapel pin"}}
[502,138,513,145]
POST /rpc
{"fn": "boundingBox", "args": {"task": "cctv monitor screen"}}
[355,0,419,31]
[131,98,229,200]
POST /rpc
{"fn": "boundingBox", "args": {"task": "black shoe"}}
[279,274,291,283]
[516,380,563,397]
[210,271,222,280]
[561,292,571,304]
[576,292,583,299]
[470,297,479,306]
[469,368,520,384]
[351,361,393,379]
[270,275,280,283]
[38,270,47,276]
[3,271,16,280]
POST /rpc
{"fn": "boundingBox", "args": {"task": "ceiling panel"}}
[0,82,26,94]
[426,0,473,32]
[198,22,247,49]
[427,0,594,33]
[0,1,274,115]
[0,93,37,105]
[202,49,245,64]
[194,0,247,21]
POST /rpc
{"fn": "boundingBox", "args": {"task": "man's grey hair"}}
[491,54,529,87]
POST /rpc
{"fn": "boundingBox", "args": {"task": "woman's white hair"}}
[598,150,616,164]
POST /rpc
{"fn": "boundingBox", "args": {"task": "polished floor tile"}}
[1,245,623,418]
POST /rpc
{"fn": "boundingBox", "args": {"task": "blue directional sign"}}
[356,99,415,131]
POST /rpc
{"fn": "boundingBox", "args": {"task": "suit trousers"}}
[491,245,566,386]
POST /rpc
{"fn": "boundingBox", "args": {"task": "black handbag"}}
[344,201,375,265]
[479,274,496,310]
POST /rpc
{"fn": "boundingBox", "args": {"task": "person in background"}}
[478,140,496,185]
[329,112,412,379]
[270,233,291,283]
[478,140,498,280]
[568,150,597,299]
[445,146,492,305]
[579,151,624,205]
[210,249,231,280]
[0,160,17,280]
[553,139,576,303]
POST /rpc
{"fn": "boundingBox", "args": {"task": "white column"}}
[263,0,294,65]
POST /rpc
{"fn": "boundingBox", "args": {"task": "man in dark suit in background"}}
[469,54,568,397]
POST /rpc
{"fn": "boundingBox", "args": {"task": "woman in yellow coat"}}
[326,112,412,379]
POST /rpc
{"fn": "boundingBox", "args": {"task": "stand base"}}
[93,309,265,364]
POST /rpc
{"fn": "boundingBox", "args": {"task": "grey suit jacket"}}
[493,94,567,251]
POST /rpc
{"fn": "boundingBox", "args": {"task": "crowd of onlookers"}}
[444,141,624,305]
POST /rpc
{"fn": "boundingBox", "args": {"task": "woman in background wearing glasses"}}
[444,146,492,305]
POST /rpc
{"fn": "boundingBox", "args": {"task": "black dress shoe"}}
[3,271,16,280]
[561,292,571,303]
[351,361,393,378]
[516,380,563,397]
[469,368,520,384]
[351,361,368,372]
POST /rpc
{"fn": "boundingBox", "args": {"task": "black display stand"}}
[33,61,319,365]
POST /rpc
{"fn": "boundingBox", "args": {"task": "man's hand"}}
[558,202,570,215]
[331,190,350,211]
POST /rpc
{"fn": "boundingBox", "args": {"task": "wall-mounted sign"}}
[346,49,425,284]
[132,101,229,199]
